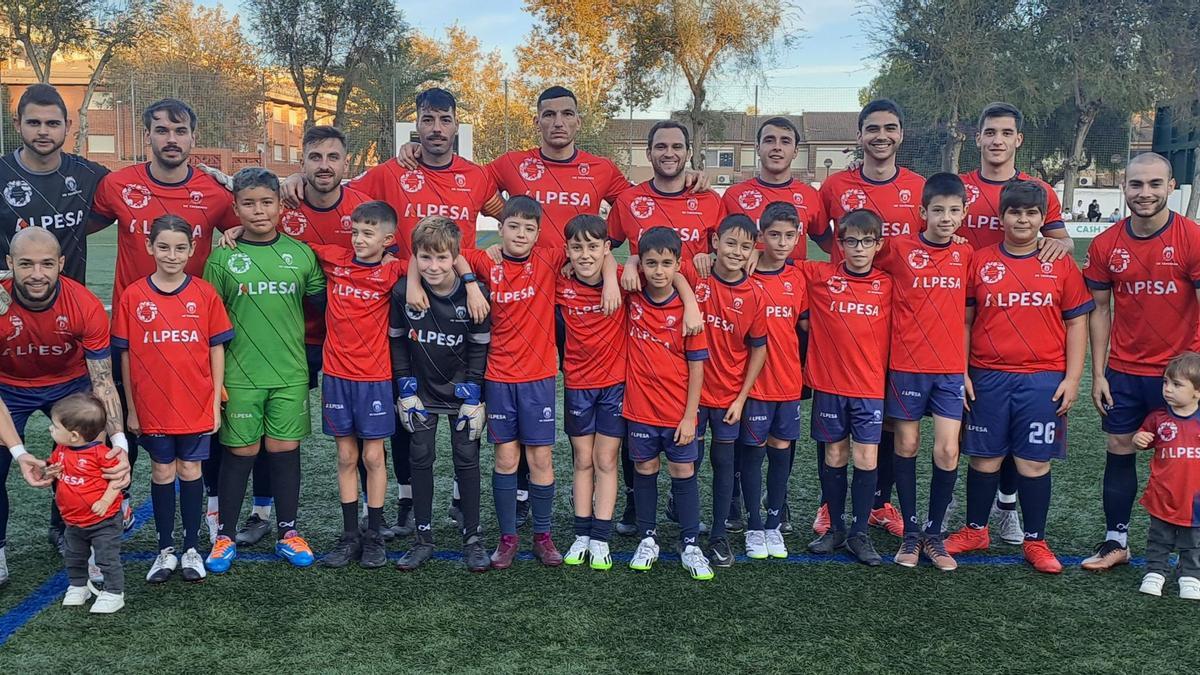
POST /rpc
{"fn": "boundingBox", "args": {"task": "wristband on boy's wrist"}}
[462,272,477,284]
[8,443,27,459]
[111,432,129,452]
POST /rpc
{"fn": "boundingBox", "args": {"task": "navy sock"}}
[671,474,701,547]
[217,451,255,539]
[996,454,1019,508]
[492,471,518,536]
[816,442,827,503]
[574,514,592,537]
[202,440,223,497]
[709,441,735,540]
[741,444,767,531]
[850,467,878,536]
[151,480,175,550]
[341,501,358,535]
[925,465,958,535]
[267,450,301,537]
[529,481,555,534]
[1102,452,1137,538]
[252,448,272,501]
[893,454,919,534]
[873,431,895,509]
[179,477,204,551]
[633,472,658,538]
[729,442,744,520]
[1017,471,1051,541]
[966,466,1000,529]
[590,518,612,542]
[821,464,848,533]
[765,447,790,530]
[367,506,383,534]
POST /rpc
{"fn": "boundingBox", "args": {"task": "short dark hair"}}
[979,102,1024,132]
[838,209,883,239]
[537,86,577,108]
[922,172,967,207]
[717,213,757,239]
[757,117,799,144]
[638,226,681,260]
[858,98,904,130]
[501,195,542,224]
[1165,351,1200,389]
[51,392,107,443]
[999,179,1047,215]
[17,83,68,121]
[231,167,279,196]
[150,214,195,243]
[565,213,607,242]
[143,98,197,131]
[759,201,799,230]
[351,200,397,233]
[302,125,347,151]
[416,88,456,113]
[647,120,690,149]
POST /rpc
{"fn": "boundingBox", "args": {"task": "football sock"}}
[391,423,411,485]
[340,501,358,536]
[966,466,1000,529]
[517,447,531,495]
[633,471,658,538]
[893,454,919,534]
[367,506,383,534]
[574,515,591,537]
[412,455,434,533]
[179,477,204,551]
[821,464,849,533]
[621,442,637,503]
[453,461,481,540]
[708,440,736,541]
[729,442,744,520]
[151,480,175,550]
[925,465,958,536]
[590,517,612,543]
[671,474,701,547]
[267,449,301,537]
[996,454,1019,509]
[1017,471,1051,541]
[529,481,555,534]
[741,444,768,531]
[1102,452,1136,546]
[217,450,254,539]
[765,446,791,530]
[252,448,272,503]
[816,442,827,503]
[202,442,223,497]
[873,431,895,509]
[850,467,878,536]
[493,471,518,536]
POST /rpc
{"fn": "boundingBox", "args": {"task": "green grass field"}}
[1,229,1197,673]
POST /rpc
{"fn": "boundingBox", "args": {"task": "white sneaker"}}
[1139,572,1165,597]
[681,544,715,580]
[564,535,590,566]
[90,591,125,614]
[88,548,104,585]
[765,528,788,559]
[180,548,206,582]
[206,511,220,545]
[629,536,659,571]
[992,502,1024,545]
[1180,576,1200,600]
[587,540,612,571]
[62,585,94,607]
[744,530,768,560]
[146,547,178,583]
[0,545,8,586]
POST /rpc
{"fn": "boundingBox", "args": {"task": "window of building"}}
[289,146,300,162]
[703,149,736,168]
[288,109,297,127]
[87,135,116,154]
[274,144,284,161]
[273,106,284,123]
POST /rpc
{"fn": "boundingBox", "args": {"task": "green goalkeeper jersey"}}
[204,233,325,389]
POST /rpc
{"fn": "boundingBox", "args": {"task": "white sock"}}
[517,489,529,502]
[398,484,412,501]
[996,491,1017,505]
[251,504,272,521]
[207,496,219,514]
[1106,530,1128,547]
[452,480,461,500]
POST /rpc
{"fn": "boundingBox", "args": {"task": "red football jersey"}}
[351,156,497,259]
[280,187,373,346]
[489,148,629,250]
[464,248,564,384]
[681,267,768,408]
[722,177,824,261]
[556,270,627,389]
[749,264,807,401]
[1083,214,1200,376]
[966,245,1094,373]
[960,170,1065,250]
[312,244,406,382]
[0,277,109,387]
[875,234,973,374]
[49,442,121,528]
[111,275,234,435]
[92,164,238,306]
[623,290,709,427]
[798,261,892,398]
[607,181,725,260]
[1139,409,1200,527]
[816,167,926,263]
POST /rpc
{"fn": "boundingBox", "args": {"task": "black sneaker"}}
[463,535,491,573]
[360,530,388,569]
[382,499,414,539]
[779,502,794,534]
[447,500,463,528]
[707,537,734,568]
[665,495,679,524]
[616,496,638,536]
[845,532,883,566]
[724,516,746,534]
[515,498,531,529]
[321,533,362,568]
[48,526,65,555]
[395,533,435,571]
[235,515,272,546]
[807,530,846,554]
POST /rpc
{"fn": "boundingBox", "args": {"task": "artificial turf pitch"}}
[0,230,1196,673]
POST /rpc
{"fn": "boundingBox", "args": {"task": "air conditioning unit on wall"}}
[1078,176,1093,186]
[716,175,731,185]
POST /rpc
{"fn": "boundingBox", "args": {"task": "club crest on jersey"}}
[792,192,805,205]
[121,183,153,209]
[579,163,590,175]
[227,252,252,275]
[399,171,425,193]
[454,305,467,320]
[1108,248,1130,273]
[630,196,656,220]
[1163,246,1175,263]
[454,173,466,188]
[738,190,763,212]
[524,262,534,275]
[406,305,427,321]
[185,301,198,316]
[3,180,32,207]
[686,197,699,211]
[695,282,711,302]
[64,176,78,194]
[136,300,158,323]
[490,265,504,285]
[339,215,352,233]
[840,188,867,212]
[666,315,677,327]
[55,314,69,331]
[965,183,981,206]
[1158,421,1178,442]
[629,301,644,321]
[281,211,308,236]
[952,250,962,264]
[518,157,545,182]
[7,315,23,339]
[189,190,204,204]
[783,281,794,294]
[562,287,577,300]
[732,297,744,312]
[980,261,1006,284]
[1040,261,1054,275]
[898,189,912,203]
[907,249,930,269]
[281,253,295,267]
[827,276,848,294]
[871,280,881,293]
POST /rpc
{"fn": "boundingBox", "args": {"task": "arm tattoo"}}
[87,358,125,437]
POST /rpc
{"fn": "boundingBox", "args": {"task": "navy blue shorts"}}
[485,376,556,446]
[810,391,884,444]
[141,433,211,463]
[885,371,965,421]
[627,421,699,464]
[306,344,323,390]
[740,398,802,445]
[963,369,1066,462]
[1101,368,1164,435]
[564,384,625,438]
[0,375,92,436]
[321,375,395,440]
[698,405,740,442]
